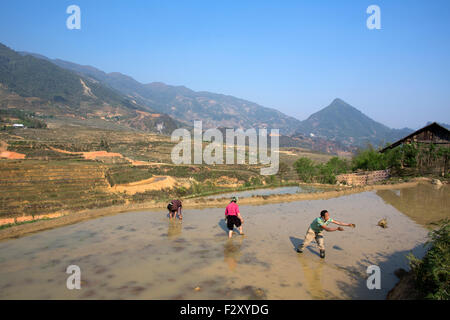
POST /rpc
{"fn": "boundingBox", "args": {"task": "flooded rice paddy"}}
[0,183,447,299]
[376,183,449,227]
[205,185,325,200]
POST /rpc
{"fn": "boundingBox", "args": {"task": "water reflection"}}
[376,183,450,227]
[168,220,182,239]
[289,235,326,298]
[224,237,243,271]
[296,255,326,299]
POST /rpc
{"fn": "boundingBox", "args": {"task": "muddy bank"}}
[0,178,431,241]
[386,270,422,300]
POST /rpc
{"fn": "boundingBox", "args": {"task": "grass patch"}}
[0,217,56,230]
[106,165,154,186]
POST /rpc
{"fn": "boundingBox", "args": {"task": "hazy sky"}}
[1,0,449,129]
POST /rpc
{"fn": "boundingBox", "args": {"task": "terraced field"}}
[0,125,334,223]
[0,160,123,218]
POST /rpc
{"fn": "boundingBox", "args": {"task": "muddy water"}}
[376,183,449,227]
[0,185,446,299]
[205,185,325,200]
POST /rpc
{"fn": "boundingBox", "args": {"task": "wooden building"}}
[380,122,450,153]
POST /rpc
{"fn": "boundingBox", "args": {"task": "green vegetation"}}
[408,219,449,300]
[0,217,55,230]
[294,156,349,184]
[351,146,388,171]
[0,43,130,108]
[0,44,180,134]
[351,143,449,176]
[244,176,263,187]
[294,142,449,184]
[0,109,47,129]
[350,144,418,171]
[146,165,257,183]
[106,165,153,186]
[293,157,316,182]
[316,157,350,184]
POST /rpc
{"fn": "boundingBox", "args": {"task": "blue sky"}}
[0,0,449,129]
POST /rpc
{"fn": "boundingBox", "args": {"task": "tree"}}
[326,157,349,175]
[352,145,387,171]
[294,157,316,182]
[399,143,418,168]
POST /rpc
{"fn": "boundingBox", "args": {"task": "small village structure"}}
[337,122,450,186]
[380,122,449,176]
[380,122,450,152]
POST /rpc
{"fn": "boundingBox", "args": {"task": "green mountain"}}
[19,51,303,135]
[0,43,179,134]
[296,98,413,147]
[18,49,415,148]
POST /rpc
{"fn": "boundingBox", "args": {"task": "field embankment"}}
[0,177,429,241]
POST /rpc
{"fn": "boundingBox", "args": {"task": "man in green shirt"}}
[296,210,355,258]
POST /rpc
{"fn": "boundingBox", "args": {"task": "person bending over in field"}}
[167,199,183,221]
[296,210,355,259]
[225,197,244,238]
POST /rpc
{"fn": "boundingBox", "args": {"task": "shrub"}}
[352,146,388,171]
[294,156,350,184]
[250,176,262,186]
[408,219,450,300]
[400,143,419,168]
[293,157,316,182]
[316,163,336,184]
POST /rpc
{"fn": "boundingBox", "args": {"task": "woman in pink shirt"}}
[224,196,244,238]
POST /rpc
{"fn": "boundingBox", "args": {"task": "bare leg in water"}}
[228,226,244,238]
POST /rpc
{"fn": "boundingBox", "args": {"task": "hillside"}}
[296,98,413,148]
[19,51,303,135]
[17,49,415,149]
[0,43,179,134]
